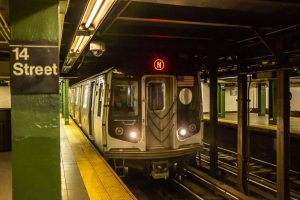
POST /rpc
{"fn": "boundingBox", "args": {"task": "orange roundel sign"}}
[153,59,165,71]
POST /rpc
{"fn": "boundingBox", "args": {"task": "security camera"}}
[90,41,105,57]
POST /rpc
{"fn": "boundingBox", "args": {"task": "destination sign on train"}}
[10,42,59,94]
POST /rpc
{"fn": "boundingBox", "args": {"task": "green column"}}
[258,83,266,116]
[268,80,277,125]
[218,84,225,117]
[63,79,69,125]
[60,81,63,115]
[10,1,61,200]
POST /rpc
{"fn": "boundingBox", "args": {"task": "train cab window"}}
[111,80,138,116]
[148,82,165,111]
[83,85,89,108]
[97,83,103,117]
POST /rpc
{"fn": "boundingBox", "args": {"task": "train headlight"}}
[178,128,187,137]
[115,127,124,135]
[129,131,137,139]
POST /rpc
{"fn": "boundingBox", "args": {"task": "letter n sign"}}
[153,59,165,71]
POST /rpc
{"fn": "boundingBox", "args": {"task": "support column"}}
[63,79,69,125]
[269,80,277,125]
[258,83,266,116]
[10,1,61,199]
[60,81,63,115]
[218,84,225,118]
[209,66,218,178]
[237,75,249,193]
[276,70,290,200]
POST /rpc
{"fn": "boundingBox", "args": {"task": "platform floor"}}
[62,118,136,200]
[0,118,136,200]
[203,113,300,134]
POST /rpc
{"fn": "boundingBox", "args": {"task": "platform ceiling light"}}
[73,35,84,53]
[62,0,116,73]
[85,0,104,28]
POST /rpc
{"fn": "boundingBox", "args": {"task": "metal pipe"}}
[0,12,10,34]
[233,24,300,45]
[0,27,9,42]
[117,16,252,29]
[0,23,9,41]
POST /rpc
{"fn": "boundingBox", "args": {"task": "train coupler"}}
[151,161,169,179]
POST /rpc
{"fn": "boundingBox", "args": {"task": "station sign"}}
[10,42,59,94]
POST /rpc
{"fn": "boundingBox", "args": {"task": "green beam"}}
[60,82,63,114]
[220,87,225,117]
[217,84,225,117]
[258,83,266,116]
[10,0,61,199]
[268,80,277,125]
[63,80,69,125]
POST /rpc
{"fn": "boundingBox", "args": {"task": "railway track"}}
[200,142,300,199]
[124,169,230,200]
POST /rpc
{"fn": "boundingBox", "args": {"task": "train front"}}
[105,70,203,179]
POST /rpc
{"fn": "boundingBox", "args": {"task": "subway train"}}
[69,67,203,179]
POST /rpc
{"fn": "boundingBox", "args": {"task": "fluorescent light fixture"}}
[62,0,116,73]
[73,36,84,52]
[85,0,104,28]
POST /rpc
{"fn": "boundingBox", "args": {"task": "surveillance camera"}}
[90,41,105,57]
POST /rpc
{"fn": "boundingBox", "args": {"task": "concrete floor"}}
[0,124,89,200]
[0,118,136,200]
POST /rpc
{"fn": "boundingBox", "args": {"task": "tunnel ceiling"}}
[61,0,300,78]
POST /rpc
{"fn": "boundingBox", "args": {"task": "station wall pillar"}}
[218,84,225,118]
[276,70,290,200]
[209,66,218,178]
[62,79,69,125]
[10,1,61,199]
[258,83,266,116]
[237,74,249,194]
[268,80,277,124]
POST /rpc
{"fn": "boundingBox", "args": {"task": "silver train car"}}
[69,68,203,179]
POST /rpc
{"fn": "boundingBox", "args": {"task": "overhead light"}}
[85,0,104,28]
[62,0,116,73]
[73,36,84,53]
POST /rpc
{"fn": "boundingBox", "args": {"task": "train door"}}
[93,80,104,151]
[89,81,96,137]
[143,75,176,150]
[81,84,91,134]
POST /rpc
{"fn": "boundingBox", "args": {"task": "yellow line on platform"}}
[62,118,137,200]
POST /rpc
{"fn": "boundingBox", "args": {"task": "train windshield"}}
[111,79,138,116]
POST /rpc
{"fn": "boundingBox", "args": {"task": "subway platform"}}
[0,118,136,200]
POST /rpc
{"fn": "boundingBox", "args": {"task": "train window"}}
[97,83,103,117]
[179,88,193,105]
[148,82,165,111]
[83,85,89,108]
[111,80,138,116]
